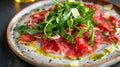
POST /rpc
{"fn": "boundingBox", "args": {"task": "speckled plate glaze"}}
[7,0,120,67]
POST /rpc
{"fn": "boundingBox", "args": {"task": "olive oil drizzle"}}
[29,43,66,59]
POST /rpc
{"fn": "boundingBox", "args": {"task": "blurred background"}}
[0,0,120,67]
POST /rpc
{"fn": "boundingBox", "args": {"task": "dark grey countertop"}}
[0,0,120,67]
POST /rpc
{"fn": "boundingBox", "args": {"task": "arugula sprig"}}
[74,10,95,25]
[67,16,74,31]
[54,0,64,7]
[74,10,95,46]
[18,25,39,34]
[44,17,55,37]
[89,23,95,46]
[18,0,97,45]
[62,30,74,43]
[76,20,90,37]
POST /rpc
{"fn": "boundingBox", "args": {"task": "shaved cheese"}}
[56,17,59,23]
[103,4,113,11]
[50,35,61,39]
[71,8,80,18]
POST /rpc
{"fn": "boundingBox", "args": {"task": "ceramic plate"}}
[7,0,120,67]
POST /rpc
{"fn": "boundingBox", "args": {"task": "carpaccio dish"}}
[17,0,120,60]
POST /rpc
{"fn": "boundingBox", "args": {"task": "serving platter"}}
[7,0,120,67]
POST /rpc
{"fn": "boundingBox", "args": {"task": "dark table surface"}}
[0,0,120,67]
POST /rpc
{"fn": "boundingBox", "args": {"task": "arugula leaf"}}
[64,1,70,12]
[67,1,81,8]
[57,12,71,32]
[49,11,57,17]
[91,19,98,25]
[77,5,86,13]
[67,16,73,31]
[83,10,95,19]
[18,25,29,34]
[26,28,38,34]
[62,31,74,44]
[89,24,95,46]
[44,13,49,23]
[76,28,88,37]
[82,10,95,21]
[54,0,64,7]
[57,18,66,32]
[74,10,95,27]
[37,22,46,31]
[44,17,55,37]
[18,25,38,34]
[63,12,71,20]
[55,11,62,24]
[76,21,90,37]
[46,23,57,32]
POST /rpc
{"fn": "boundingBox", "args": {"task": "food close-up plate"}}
[7,0,120,67]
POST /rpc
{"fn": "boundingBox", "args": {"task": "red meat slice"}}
[74,37,86,45]
[58,38,79,59]
[108,33,119,43]
[109,16,120,27]
[18,34,36,44]
[19,34,36,42]
[40,38,60,54]
[94,30,106,44]
[84,29,119,44]
[93,10,114,31]
[94,30,114,44]
[57,37,90,59]
[74,37,93,53]
[27,10,47,28]
[84,30,109,43]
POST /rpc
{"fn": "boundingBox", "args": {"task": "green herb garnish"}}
[18,25,38,34]
[18,0,97,44]
[89,24,95,46]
